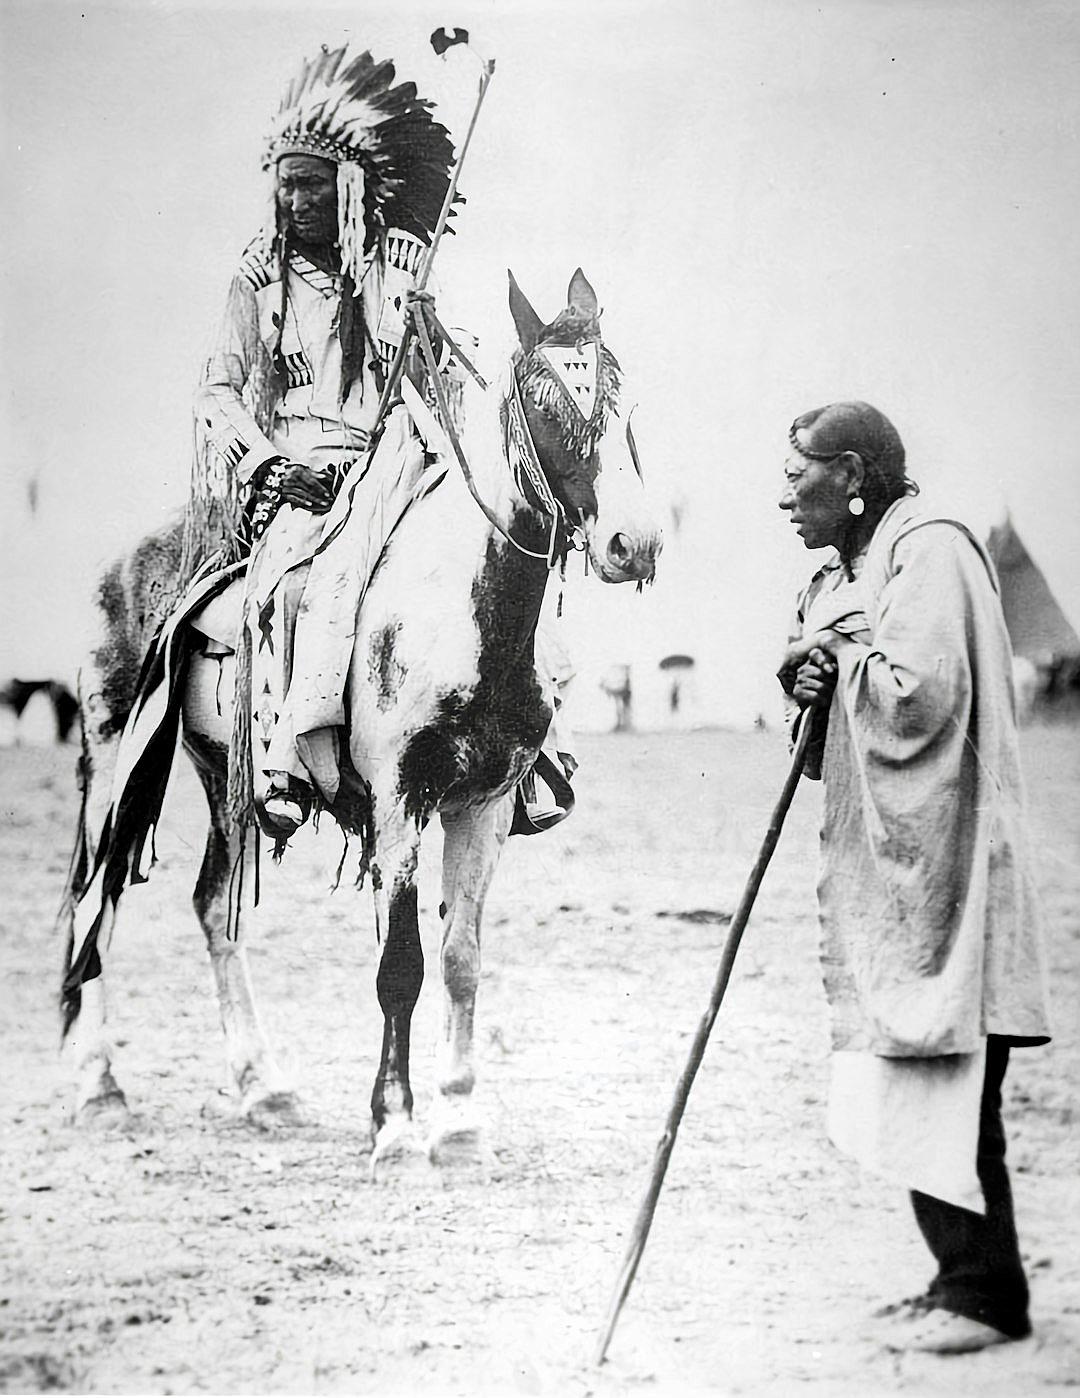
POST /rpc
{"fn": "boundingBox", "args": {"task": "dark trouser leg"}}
[910,1036,1031,1337]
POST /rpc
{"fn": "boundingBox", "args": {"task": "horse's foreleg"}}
[427,795,513,1166]
[185,730,301,1127]
[369,819,426,1173]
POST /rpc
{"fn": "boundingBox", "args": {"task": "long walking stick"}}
[594,711,816,1366]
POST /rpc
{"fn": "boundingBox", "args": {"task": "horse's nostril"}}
[608,532,631,563]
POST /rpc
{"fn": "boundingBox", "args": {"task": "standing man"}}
[777,401,1052,1354]
[184,45,455,835]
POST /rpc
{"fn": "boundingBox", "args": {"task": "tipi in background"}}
[987,514,1080,714]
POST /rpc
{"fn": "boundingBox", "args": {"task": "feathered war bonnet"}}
[261,46,456,405]
[263,45,456,289]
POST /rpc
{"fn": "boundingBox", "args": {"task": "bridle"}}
[502,367,580,564]
[412,305,624,566]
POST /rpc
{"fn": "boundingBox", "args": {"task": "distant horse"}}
[60,269,661,1168]
[0,678,78,744]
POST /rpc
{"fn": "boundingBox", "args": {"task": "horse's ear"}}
[508,270,543,353]
[567,268,599,318]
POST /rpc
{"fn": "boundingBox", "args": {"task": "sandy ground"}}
[1,722,1077,1397]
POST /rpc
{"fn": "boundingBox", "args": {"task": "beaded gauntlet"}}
[241,458,356,549]
[245,458,290,544]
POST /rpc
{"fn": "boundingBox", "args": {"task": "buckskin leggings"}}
[910,1036,1031,1337]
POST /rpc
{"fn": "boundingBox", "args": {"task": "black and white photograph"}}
[2,1,1078,1393]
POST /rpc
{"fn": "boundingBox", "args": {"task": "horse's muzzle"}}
[592,526,662,583]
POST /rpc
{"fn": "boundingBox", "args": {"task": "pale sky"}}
[3,0,1079,721]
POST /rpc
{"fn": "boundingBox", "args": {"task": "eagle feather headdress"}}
[263,45,456,286]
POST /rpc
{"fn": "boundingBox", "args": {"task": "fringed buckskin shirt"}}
[187,230,427,563]
[791,496,1052,1058]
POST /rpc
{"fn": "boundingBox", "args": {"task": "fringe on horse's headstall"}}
[513,343,622,460]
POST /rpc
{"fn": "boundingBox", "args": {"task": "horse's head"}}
[505,269,662,584]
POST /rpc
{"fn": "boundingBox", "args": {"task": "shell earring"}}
[848,496,865,517]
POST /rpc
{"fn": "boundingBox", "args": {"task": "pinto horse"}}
[60,269,661,1168]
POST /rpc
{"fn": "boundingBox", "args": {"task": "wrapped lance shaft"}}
[371,49,495,438]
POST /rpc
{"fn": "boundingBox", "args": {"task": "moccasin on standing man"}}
[777,401,1052,1354]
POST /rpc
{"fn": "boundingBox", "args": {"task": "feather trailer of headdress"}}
[263,45,457,285]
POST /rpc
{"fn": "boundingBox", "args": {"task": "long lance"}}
[594,710,816,1366]
[371,36,495,435]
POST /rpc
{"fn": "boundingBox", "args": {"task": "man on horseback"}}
[65,41,578,1003]
[59,36,657,1143]
[185,45,458,837]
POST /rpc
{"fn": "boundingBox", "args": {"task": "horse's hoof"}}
[428,1127,495,1175]
[242,1090,307,1131]
[427,1102,494,1174]
[75,1088,133,1130]
[370,1116,432,1182]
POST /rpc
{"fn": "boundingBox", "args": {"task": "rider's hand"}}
[405,288,440,345]
[278,461,334,513]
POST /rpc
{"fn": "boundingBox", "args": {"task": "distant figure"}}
[600,664,633,732]
[1011,655,1038,723]
[658,653,695,729]
[777,401,1051,1355]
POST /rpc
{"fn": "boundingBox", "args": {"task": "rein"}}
[412,305,573,565]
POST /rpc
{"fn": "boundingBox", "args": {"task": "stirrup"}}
[511,751,576,837]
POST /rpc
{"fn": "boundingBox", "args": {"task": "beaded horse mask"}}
[503,270,623,529]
